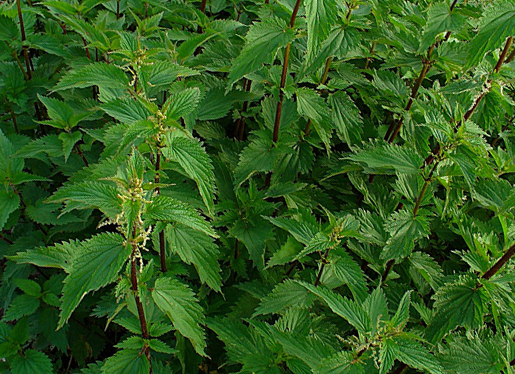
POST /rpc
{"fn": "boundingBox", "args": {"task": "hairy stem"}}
[482,243,515,280]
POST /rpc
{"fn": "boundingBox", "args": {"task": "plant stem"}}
[495,36,513,73]
[0,234,14,245]
[413,161,437,217]
[364,41,375,69]
[130,249,152,370]
[314,246,332,287]
[381,259,395,284]
[16,0,32,80]
[197,0,208,33]
[482,243,515,280]
[74,144,89,167]
[271,0,302,143]
[10,107,19,133]
[154,150,167,273]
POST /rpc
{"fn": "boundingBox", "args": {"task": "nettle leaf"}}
[151,277,206,356]
[163,88,201,121]
[297,87,332,149]
[328,91,363,146]
[472,178,515,215]
[348,143,424,175]
[298,281,371,335]
[322,248,368,302]
[0,189,20,231]
[59,131,83,162]
[304,0,337,58]
[164,225,222,292]
[47,181,122,219]
[208,317,271,364]
[144,195,216,237]
[101,98,153,125]
[254,280,315,316]
[54,62,129,92]
[101,349,150,374]
[228,17,295,86]
[163,134,216,215]
[38,95,89,130]
[315,350,365,374]
[10,349,53,374]
[466,1,515,69]
[229,216,274,270]
[383,335,445,374]
[382,208,432,261]
[426,275,488,344]
[234,136,277,188]
[58,233,130,328]
[419,2,467,51]
[2,295,40,322]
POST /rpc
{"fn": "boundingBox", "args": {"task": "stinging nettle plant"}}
[1,0,515,373]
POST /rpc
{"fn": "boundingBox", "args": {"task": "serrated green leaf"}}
[163,88,201,121]
[304,0,337,57]
[466,1,515,70]
[145,195,216,237]
[47,181,122,219]
[0,189,20,231]
[54,63,129,92]
[2,295,40,322]
[254,280,314,316]
[58,233,130,328]
[11,349,53,374]
[101,349,150,374]
[152,277,206,355]
[228,17,295,86]
[163,134,215,215]
[164,225,221,292]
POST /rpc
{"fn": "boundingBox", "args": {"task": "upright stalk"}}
[271,0,302,143]
[154,149,167,273]
[16,0,32,80]
[130,246,152,371]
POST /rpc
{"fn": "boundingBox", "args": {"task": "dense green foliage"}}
[1,0,515,372]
